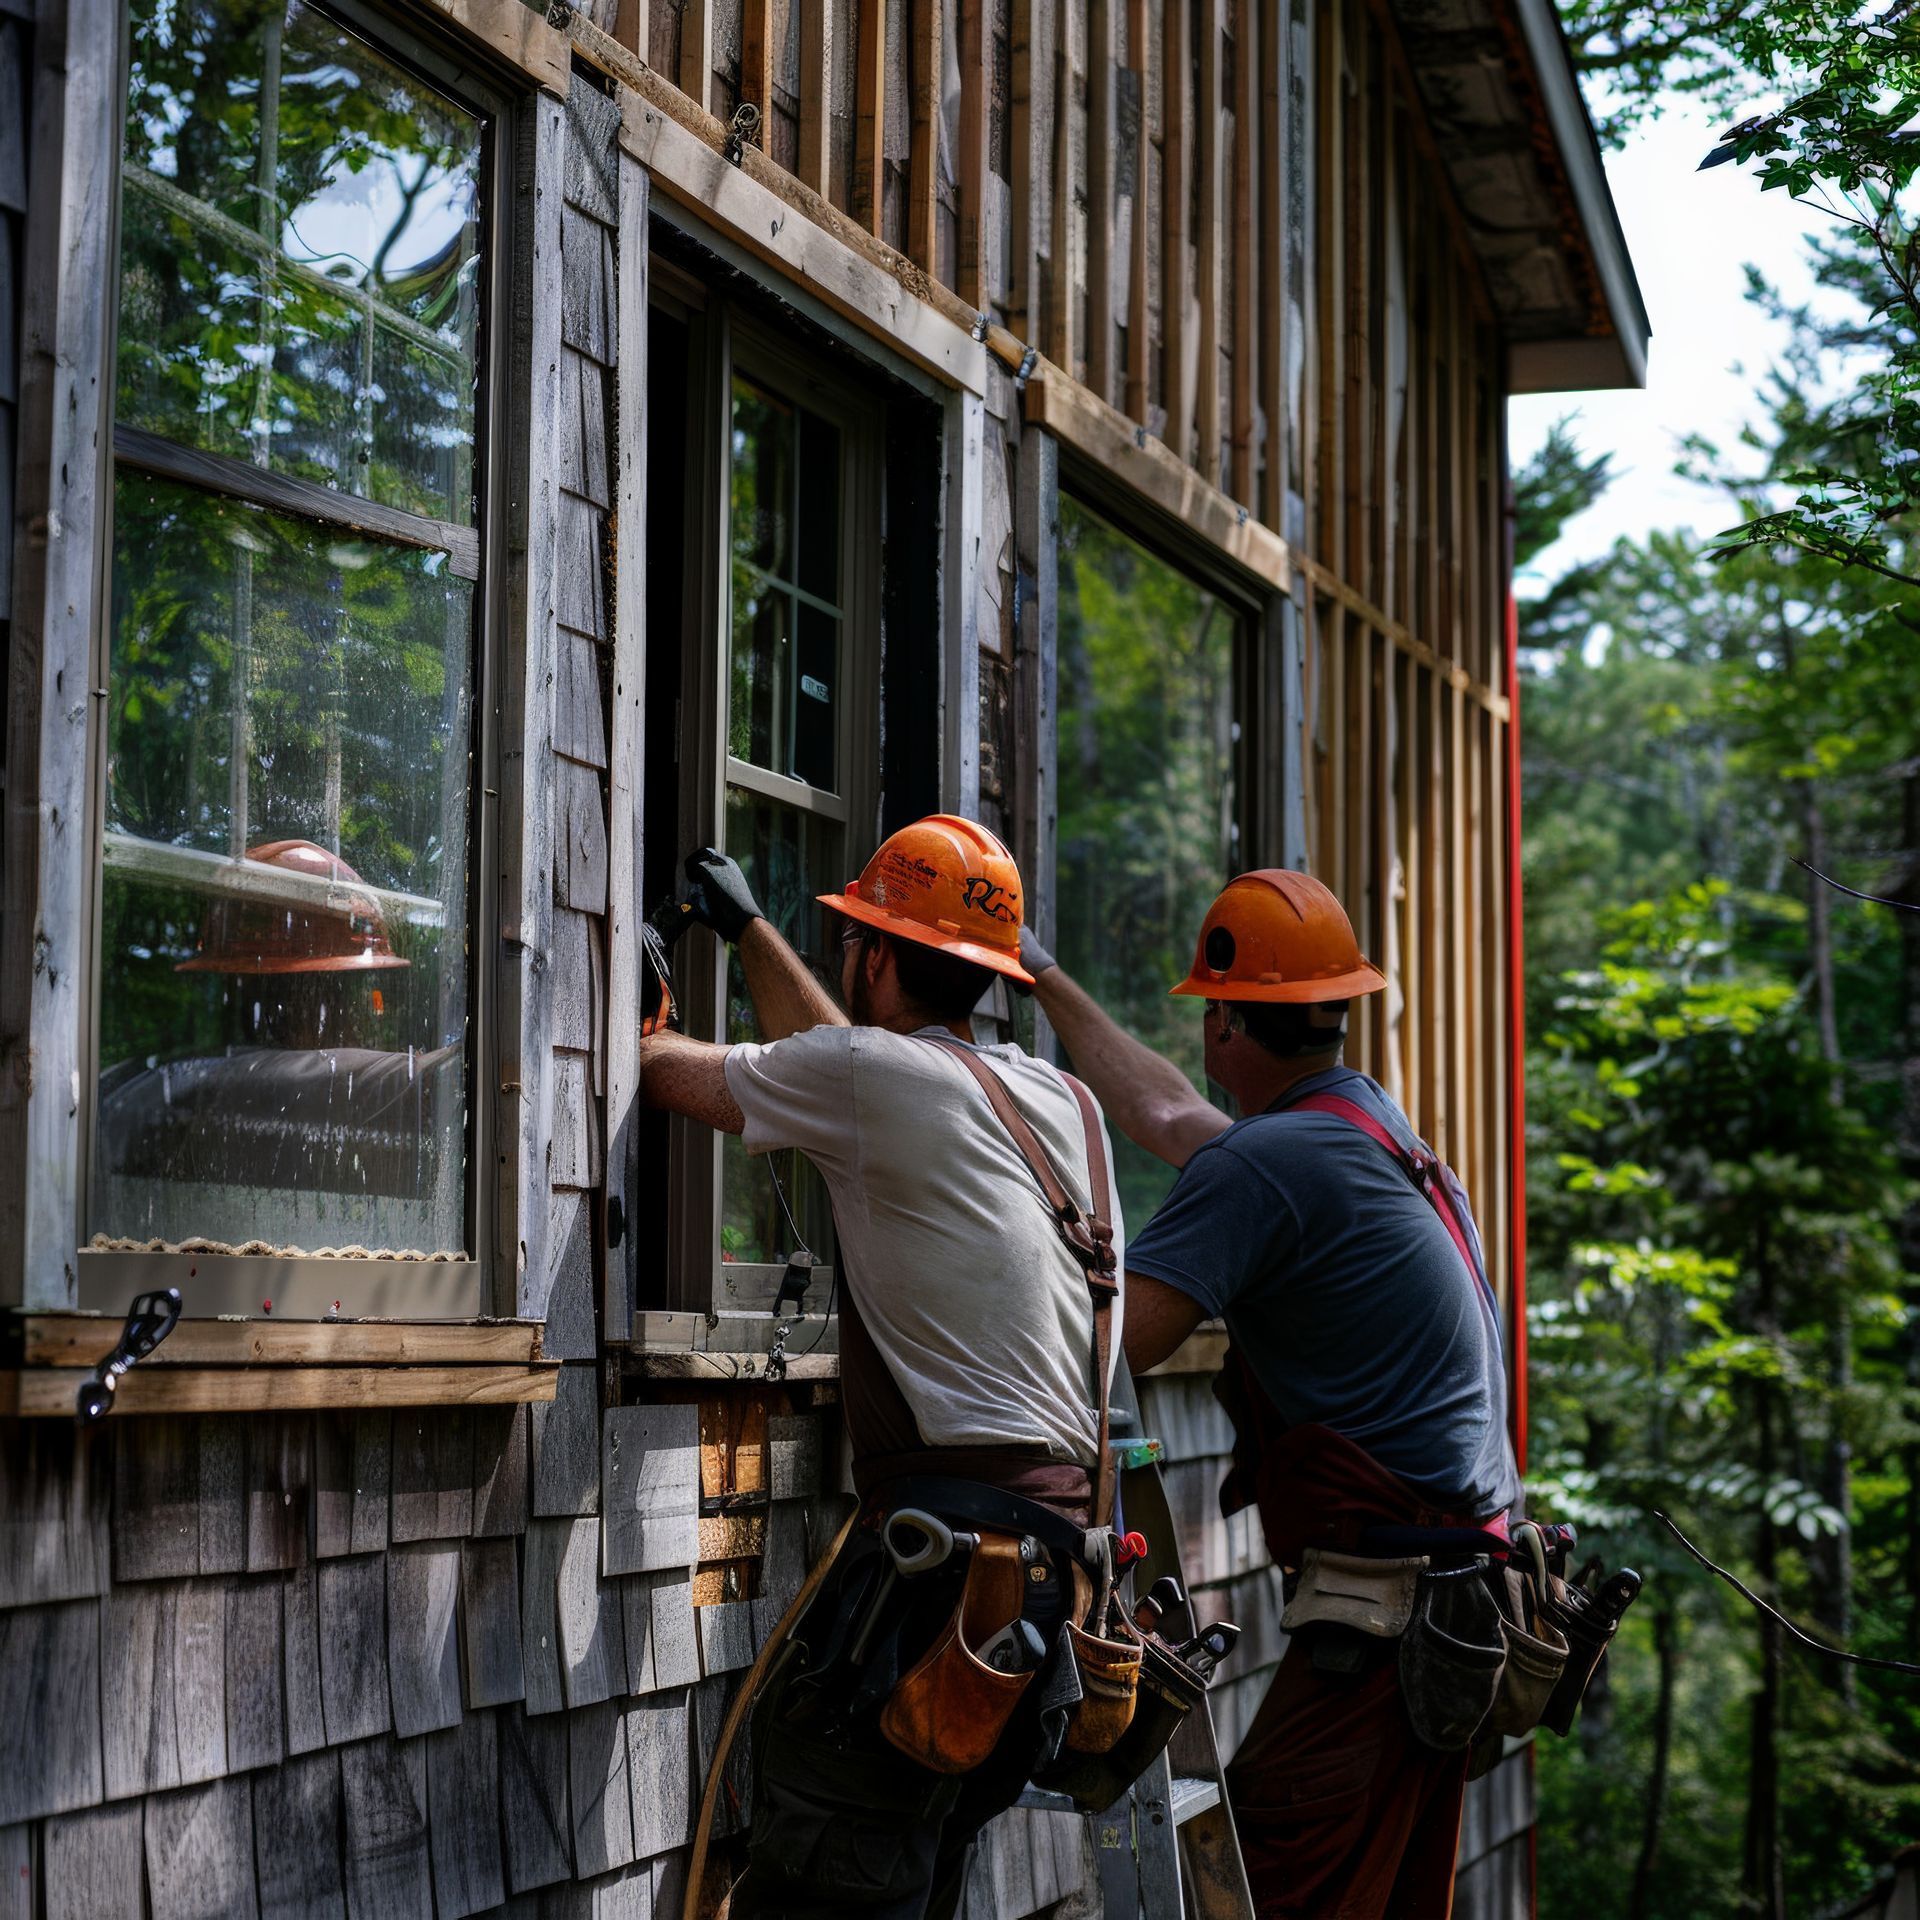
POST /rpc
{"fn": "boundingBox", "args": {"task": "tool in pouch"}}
[902,1037,1238,1806]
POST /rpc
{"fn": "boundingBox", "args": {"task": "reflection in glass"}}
[1057,498,1238,1222]
[718,792,840,1280]
[94,476,472,1254]
[726,373,843,791]
[120,0,483,523]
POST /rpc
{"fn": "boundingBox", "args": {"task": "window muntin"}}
[1056,496,1240,1223]
[93,0,488,1266]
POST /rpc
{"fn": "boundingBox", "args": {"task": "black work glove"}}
[682,847,763,942]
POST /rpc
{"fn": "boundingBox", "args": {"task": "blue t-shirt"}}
[1127,1067,1520,1517]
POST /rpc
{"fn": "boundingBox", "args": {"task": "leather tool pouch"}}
[879,1535,1033,1775]
[1033,1632,1204,1813]
[1060,1615,1143,1755]
[1487,1565,1571,1738]
[1397,1561,1507,1753]
[1536,1572,1616,1737]
[1281,1549,1426,1638]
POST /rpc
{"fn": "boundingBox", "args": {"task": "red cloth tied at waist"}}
[1216,1348,1508,1567]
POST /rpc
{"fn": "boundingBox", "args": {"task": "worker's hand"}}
[683,848,763,942]
[1019,925,1058,980]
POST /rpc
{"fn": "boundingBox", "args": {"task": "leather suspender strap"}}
[921,1037,1121,1528]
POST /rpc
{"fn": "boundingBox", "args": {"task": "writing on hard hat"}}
[177,840,410,976]
[1171,869,1385,1002]
[819,814,1034,984]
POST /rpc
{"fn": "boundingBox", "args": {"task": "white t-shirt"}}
[723,1024,1126,1466]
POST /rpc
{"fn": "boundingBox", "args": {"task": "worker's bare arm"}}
[1030,964,1230,1168]
[1121,1274,1206,1373]
[739,917,849,1040]
[639,1031,747,1133]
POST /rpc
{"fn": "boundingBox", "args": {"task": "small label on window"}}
[801,674,831,703]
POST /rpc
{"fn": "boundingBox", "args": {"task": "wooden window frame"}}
[72,0,523,1326]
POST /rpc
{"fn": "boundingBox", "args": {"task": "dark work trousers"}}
[1226,1634,1468,1920]
[729,1532,1068,1920]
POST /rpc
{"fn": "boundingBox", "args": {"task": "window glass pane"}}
[726,371,843,792]
[717,791,840,1283]
[1056,497,1238,1223]
[121,0,483,523]
[94,474,472,1255]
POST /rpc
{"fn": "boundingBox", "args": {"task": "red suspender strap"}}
[1290,1092,1501,1327]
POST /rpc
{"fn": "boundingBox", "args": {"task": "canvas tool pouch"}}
[1033,1631,1204,1814]
[1397,1561,1507,1753]
[879,1533,1034,1775]
[1536,1572,1618,1737]
[1281,1549,1426,1639]
[1486,1564,1571,1737]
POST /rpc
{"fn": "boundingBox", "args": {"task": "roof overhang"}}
[1390,0,1651,393]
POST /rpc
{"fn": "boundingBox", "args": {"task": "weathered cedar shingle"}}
[620,1578,653,1695]
[473,1403,531,1538]
[533,1363,601,1519]
[100,1578,226,1799]
[557,1515,625,1709]
[253,1748,346,1920]
[568,1701,635,1878]
[522,1520,567,1718]
[312,1412,355,1559]
[697,1600,755,1677]
[282,1562,326,1756]
[550,1049,599,1190]
[0,1821,28,1920]
[499,1704,572,1893]
[43,1801,142,1920]
[226,1571,287,1772]
[557,758,611,914]
[387,1542,464,1739]
[588,1865,653,1918]
[556,355,612,519]
[766,1415,824,1502]
[198,1416,245,1575]
[542,1191,598,1364]
[391,1410,473,1543]
[426,1709,506,1918]
[339,1735,433,1917]
[691,1673,752,1840]
[348,1412,392,1555]
[647,1573,699,1691]
[146,1778,259,1920]
[246,1414,312,1572]
[114,1417,199,1582]
[318,1554,390,1746]
[0,1420,108,1605]
[551,906,597,1056]
[625,1692,692,1858]
[554,487,607,642]
[460,1536,525,1709]
[563,71,620,224]
[559,207,615,364]
[601,1406,698,1576]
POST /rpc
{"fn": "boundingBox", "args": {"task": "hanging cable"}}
[1654,1512,1920,1677]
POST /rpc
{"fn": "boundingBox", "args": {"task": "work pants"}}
[1226,1634,1467,1920]
[729,1533,1067,1920]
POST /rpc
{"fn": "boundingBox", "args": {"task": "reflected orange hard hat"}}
[1171,870,1385,1003]
[819,814,1034,983]
[177,840,410,976]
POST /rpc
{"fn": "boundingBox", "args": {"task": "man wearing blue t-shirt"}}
[1025,869,1520,1920]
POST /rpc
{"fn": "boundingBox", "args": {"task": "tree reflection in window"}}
[1057,498,1239,1224]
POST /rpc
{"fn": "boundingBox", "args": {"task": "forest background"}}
[1520,5,1920,1915]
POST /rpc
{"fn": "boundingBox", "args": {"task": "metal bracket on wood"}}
[724,102,762,167]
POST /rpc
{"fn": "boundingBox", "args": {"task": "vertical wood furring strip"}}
[909,0,941,269]
[1087,0,1117,400]
[1340,1,1367,592]
[1196,0,1224,485]
[1163,0,1193,463]
[614,0,648,57]
[1049,0,1078,370]
[1230,0,1256,506]
[853,0,886,234]
[1124,0,1151,422]
[1366,17,1389,613]
[742,0,774,134]
[1258,0,1283,528]
[958,0,992,303]
[679,0,714,112]
[797,0,832,196]
[1396,648,1420,1120]
[1311,0,1339,571]
[1010,0,1043,336]
[1371,629,1392,1090]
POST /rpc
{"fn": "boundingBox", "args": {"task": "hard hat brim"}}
[1170,960,1387,1002]
[819,891,1036,986]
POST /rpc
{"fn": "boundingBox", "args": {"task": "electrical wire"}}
[1789,854,1920,914]
[1653,1511,1920,1677]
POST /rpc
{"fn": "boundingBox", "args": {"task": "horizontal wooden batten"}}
[1021,363,1294,592]
[2,1361,560,1417]
[418,0,571,94]
[12,1314,543,1369]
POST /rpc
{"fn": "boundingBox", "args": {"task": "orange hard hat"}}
[1171,870,1385,1003]
[819,814,1034,983]
[177,840,410,976]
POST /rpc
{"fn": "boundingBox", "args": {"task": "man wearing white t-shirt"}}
[638,816,1125,1920]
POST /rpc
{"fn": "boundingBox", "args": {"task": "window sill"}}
[2,1313,557,1417]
